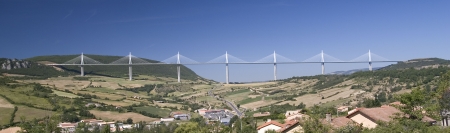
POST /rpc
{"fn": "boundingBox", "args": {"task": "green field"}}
[52,90,80,98]
[225,91,252,102]
[238,96,263,105]
[87,87,118,93]
[14,105,54,122]
[0,107,14,125]
[225,89,250,95]
[134,106,171,117]
[0,87,53,110]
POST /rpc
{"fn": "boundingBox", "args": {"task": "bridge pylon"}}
[225,51,229,84]
[80,53,84,76]
[177,52,181,83]
[369,50,372,71]
[128,52,132,81]
[274,51,277,80]
[321,50,325,75]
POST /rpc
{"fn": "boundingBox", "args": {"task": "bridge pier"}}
[321,63,325,75]
[129,66,132,81]
[81,53,85,76]
[225,51,229,84]
[226,64,229,84]
[177,52,181,83]
[273,51,277,80]
[321,50,325,75]
[80,66,84,76]
[368,50,372,71]
[274,63,277,80]
[128,52,132,81]
[177,65,180,82]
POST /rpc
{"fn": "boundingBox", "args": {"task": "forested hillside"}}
[382,58,450,70]
[0,55,200,80]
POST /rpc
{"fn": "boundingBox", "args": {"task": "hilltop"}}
[0,55,201,81]
[381,57,450,70]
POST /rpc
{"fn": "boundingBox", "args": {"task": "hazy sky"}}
[1,1,450,82]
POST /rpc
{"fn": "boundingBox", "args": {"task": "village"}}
[56,101,440,133]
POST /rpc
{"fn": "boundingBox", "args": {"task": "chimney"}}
[267,119,271,122]
[326,113,332,122]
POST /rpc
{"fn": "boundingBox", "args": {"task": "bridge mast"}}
[321,50,325,75]
[177,52,181,83]
[129,52,132,81]
[80,53,84,76]
[225,51,229,84]
[274,51,277,80]
[369,50,372,71]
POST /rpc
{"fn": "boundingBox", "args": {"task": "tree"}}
[126,118,133,124]
[174,122,205,133]
[396,88,427,119]
[102,124,111,133]
[301,116,331,133]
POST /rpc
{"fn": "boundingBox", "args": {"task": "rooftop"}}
[347,105,401,122]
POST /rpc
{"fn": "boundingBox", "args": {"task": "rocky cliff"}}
[1,58,31,70]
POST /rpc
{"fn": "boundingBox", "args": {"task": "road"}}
[208,85,244,117]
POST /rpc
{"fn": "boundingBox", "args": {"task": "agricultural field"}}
[0,97,14,108]
[52,90,80,98]
[89,110,159,122]
[134,106,171,117]
[0,127,21,133]
[13,105,54,122]
[0,107,14,125]
[153,102,183,109]
[92,99,141,107]
[0,86,53,110]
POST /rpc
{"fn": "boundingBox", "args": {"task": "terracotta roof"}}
[257,120,299,132]
[330,117,353,128]
[347,105,401,122]
[422,116,436,123]
[256,120,284,130]
[59,123,77,128]
[277,120,299,132]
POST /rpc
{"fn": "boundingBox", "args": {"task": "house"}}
[257,119,303,133]
[346,105,401,129]
[220,118,231,125]
[285,110,308,121]
[80,119,104,125]
[174,114,190,120]
[196,108,208,115]
[321,115,354,129]
[58,122,77,133]
[160,118,175,122]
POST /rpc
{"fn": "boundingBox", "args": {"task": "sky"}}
[1,0,450,82]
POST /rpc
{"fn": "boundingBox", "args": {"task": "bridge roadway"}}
[48,61,399,66]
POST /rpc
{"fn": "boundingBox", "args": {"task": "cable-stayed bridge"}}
[48,50,400,84]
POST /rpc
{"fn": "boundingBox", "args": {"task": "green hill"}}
[1,55,201,80]
[381,58,450,70]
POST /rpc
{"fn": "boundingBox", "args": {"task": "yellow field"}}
[0,97,14,108]
[277,86,357,107]
[0,127,21,133]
